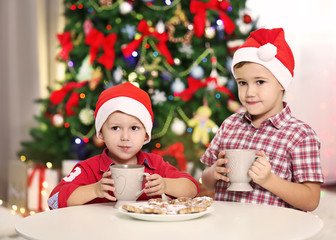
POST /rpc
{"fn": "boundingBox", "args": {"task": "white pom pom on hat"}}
[231,28,295,90]
[94,82,153,144]
[257,43,277,61]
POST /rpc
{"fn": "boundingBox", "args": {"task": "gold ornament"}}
[51,113,64,128]
[79,108,95,126]
[205,26,216,39]
[99,0,113,6]
[89,68,103,90]
[204,20,215,39]
[151,70,159,78]
[166,4,193,44]
[142,54,164,72]
[71,32,83,47]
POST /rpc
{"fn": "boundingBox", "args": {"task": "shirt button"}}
[250,132,254,137]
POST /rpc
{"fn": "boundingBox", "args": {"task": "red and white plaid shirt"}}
[200,103,324,209]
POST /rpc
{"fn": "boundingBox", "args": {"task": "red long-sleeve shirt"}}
[48,149,199,209]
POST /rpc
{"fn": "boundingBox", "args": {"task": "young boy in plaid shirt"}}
[200,28,324,211]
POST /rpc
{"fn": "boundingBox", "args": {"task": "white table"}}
[16,201,323,240]
[0,206,22,238]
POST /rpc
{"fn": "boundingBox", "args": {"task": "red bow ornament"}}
[190,0,235,38]
[85,29,117,70]
[152,142,187,171]
[57,31,73,61]
[49,81,87,116]
[121,20,174,65]
[178,76,234,101]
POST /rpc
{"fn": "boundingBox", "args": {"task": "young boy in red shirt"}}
[48,82,198,209]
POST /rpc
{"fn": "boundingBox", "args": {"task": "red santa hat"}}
[231,28,295,90]
[95,82,153,144]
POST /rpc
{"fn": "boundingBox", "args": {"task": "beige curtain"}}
[0,0,63,200]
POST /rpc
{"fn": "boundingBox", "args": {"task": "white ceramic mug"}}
[225,149,257,192]
[110,164,149,208]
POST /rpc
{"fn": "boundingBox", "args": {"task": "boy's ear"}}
[144,134,149,142]
[98,131,104,141]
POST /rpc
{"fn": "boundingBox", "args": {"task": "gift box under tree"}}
[27,164,59,212]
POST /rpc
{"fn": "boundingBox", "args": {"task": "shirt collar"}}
[136,151,156,170]
[269,102,292,129]
[243,102,292,129]
[99,148,156,172]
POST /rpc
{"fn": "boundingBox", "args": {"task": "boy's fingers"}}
[105,194,116,201]
[218,151,226,159]
[215,158,228,167]
[256,151,266,157]
[102,171,112,178]
[216,172,229,182]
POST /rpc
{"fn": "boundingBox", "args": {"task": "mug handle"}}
[135,173,150,199]
[138,172,150,181]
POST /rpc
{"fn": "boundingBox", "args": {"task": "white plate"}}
[118,205,214,222]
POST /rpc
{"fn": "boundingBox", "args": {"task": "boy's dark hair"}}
[233,61,251,70]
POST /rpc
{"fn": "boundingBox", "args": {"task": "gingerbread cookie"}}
[122,196,213,215]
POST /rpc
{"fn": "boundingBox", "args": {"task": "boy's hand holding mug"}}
[248,151,272,187]
[211,149,266,192]
[209,151,230,183]
[94,171,116,201]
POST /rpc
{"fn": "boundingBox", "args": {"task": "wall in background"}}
[0,0,40,200]
[247,0,336,183]
[0,0,62,200]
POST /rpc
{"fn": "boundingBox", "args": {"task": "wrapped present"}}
[7,160,28,209]
[27,164,59,211]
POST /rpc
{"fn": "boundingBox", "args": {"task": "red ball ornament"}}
[243,14,252,24]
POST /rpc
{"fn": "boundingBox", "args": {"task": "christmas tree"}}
[18,0,257,175]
